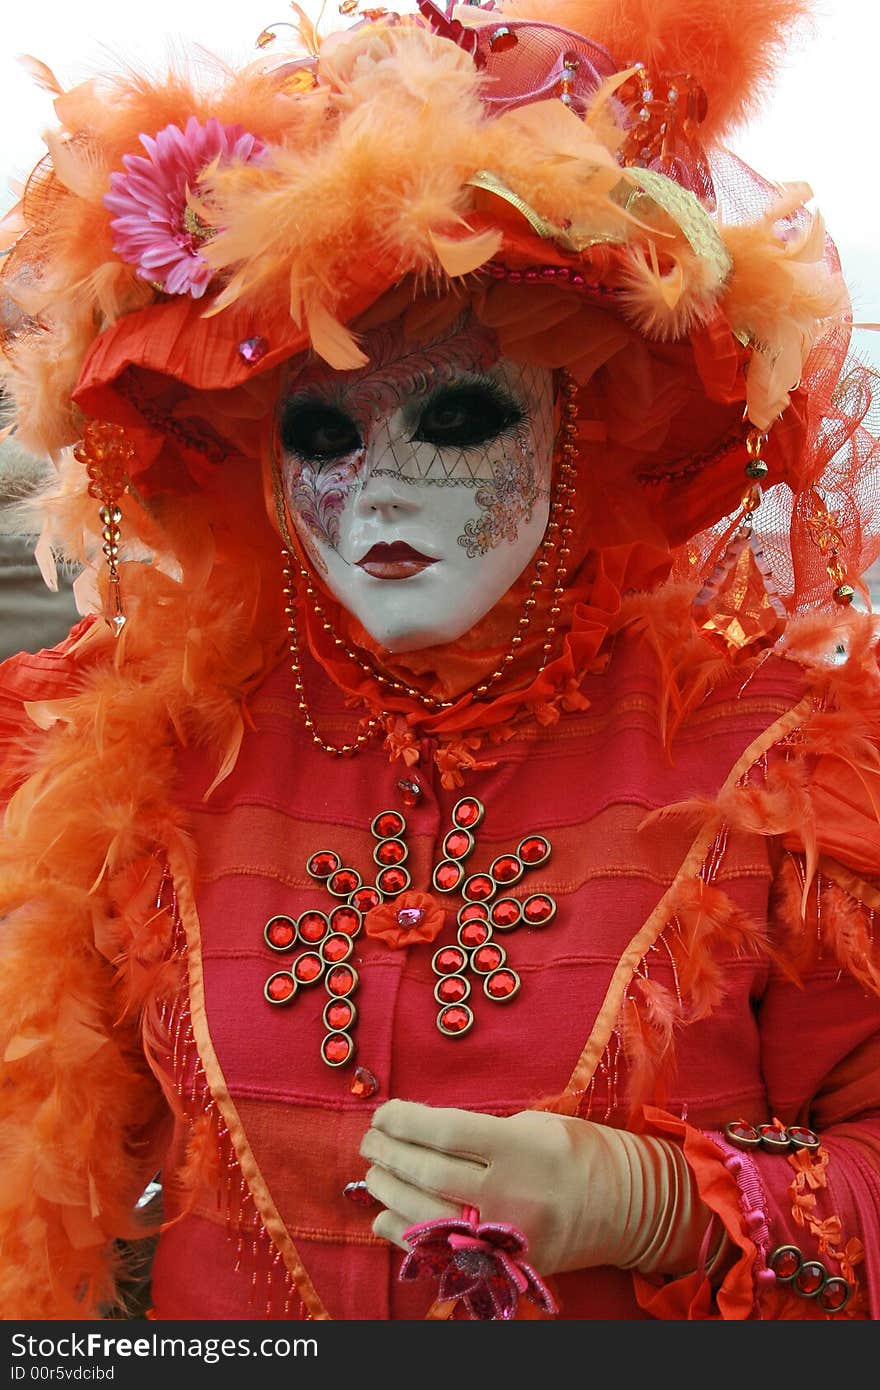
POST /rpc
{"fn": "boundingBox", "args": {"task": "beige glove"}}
[360,1100,714,1277]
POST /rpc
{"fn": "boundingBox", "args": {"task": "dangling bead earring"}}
[74,419,133,637]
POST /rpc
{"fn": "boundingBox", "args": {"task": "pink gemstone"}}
[519,836,549,864]
[238,335,268,364]
[397,907,425,928]
[491,855,522,884]
[396,778,421,808]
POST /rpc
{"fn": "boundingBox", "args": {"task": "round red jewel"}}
[372,810,405,839]
[433,946,467,975]
[264,916,297,950]
[321,1031,354,1067]
[463,874,495,902]
[786,1125,820,1151]
[328,868,361,897]
[484,968,519,1001]
[307,850,340,879]
[817,1278,850,1313]
[324,999,355,1031]
[322,933,353,964]
[330,906,362,937]
[472,943,505,975]
[523,894,556,925]
[443,829,473,860]
[518,835,550,865]
[458,919,491,949]
[297,911,329,944]
[490,855,523,885]
[458,902,489,925]
[435,975,471,1004]
[795,1262,826,1297]
[433,860,463,892]
[725,1120,760,1147]
[377,866,410,895]
[349,1066,380,1099]
[265,972,296,1004]
[374,838,408,867]
[758,1124,791,1152]
[396,778,421,808]
[327,965,357,997]
[491,898,521,930]
[294,952,324,985]
[437,1004,474,1036]
[769,1246,801,1281]
[452,797,484,830]
[351,886,382,912]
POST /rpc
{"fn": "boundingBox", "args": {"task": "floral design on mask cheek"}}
[286,448,367,552]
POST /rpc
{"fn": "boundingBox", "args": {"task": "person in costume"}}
[1,0,879,1321]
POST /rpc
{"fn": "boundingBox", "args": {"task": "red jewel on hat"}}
[458,919,492,949]
[327,964,358,997]
[472,943,506,975]
[329,905,362,937]
[437,1004,474,1037]
[490,898,522,930]
[371,810,406,839]
[324,998,356,1031]
[294,952,325,985]
[328,867,362,897]
[484,968,520,1002]
[307,850,341,880]
[522,893,556,925]
[434,974,471,1004]
[443,829,474,860]
[463,874,495,903]
[452,797,484,830]
[237,335,268,364]
[377,865,410,895]
[349,1066,380,1099]
[265,971,297,1004]
[297,910,329,944]
[322,1031,354,1067]
[433,860,464,892]
[374,838,408,867]
[264,915,297,951]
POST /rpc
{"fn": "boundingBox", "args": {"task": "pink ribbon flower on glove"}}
[400,1203,558,1320]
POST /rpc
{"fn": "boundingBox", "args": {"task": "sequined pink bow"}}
[400,1205,558,1320]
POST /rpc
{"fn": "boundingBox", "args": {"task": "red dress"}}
[143,629,880,1320]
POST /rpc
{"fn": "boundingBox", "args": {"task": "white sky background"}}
[0,0,877,370]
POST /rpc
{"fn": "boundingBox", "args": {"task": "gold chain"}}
[274,372,581,754]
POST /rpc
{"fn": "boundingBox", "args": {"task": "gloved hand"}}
[360,1099,714,1277]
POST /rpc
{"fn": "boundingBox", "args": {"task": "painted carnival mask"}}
[276,313,555,652]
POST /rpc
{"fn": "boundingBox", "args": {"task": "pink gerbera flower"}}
[104,115,264,298]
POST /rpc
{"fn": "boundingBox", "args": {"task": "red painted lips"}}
[356,542,438,580]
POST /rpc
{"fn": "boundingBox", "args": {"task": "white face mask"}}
[276,314,555,652]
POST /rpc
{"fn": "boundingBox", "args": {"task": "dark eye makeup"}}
[279,399,362,462]
[279,377,527,464]
[414,379,526,449]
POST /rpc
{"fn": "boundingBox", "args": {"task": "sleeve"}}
[632,852,880,1320]
[0,627,174,1318]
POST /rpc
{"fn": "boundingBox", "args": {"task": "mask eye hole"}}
[279,400,362,462]
[414,381,526,450]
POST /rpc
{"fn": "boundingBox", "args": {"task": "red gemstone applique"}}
[307,850,341,879]
[298,911,329,944]
[523,894,556,925]
[490,855,522,885]
[433,946,467,975]
[458,902,489,924]
[327,965,357,997]
[372,810,405,839]
[463,874,495,902]
[375,838,407,866]
[322,1032,354,1066]
[265,972,297,1004]
[351,886,382,913]
[325,999,356,1031]
[452,797,484,829]
[518,836,550,865]
[435,975,470,1004]
[437,1004,474,1036]
[322,933,353,964]
[485,968,519,1000]
[330,906,362,937]
[443,829,473,860]
[459,920,492,949]
[294,952,324,985]
[434,860,463,892]
[264,915,297,950]
[349,1066,380,1099]
[377,866,410,895]
[472,943,505,975]
[328,868,361,896]
[491,898,521,929]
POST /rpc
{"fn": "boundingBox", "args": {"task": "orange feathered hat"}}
[0,0,876,595]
